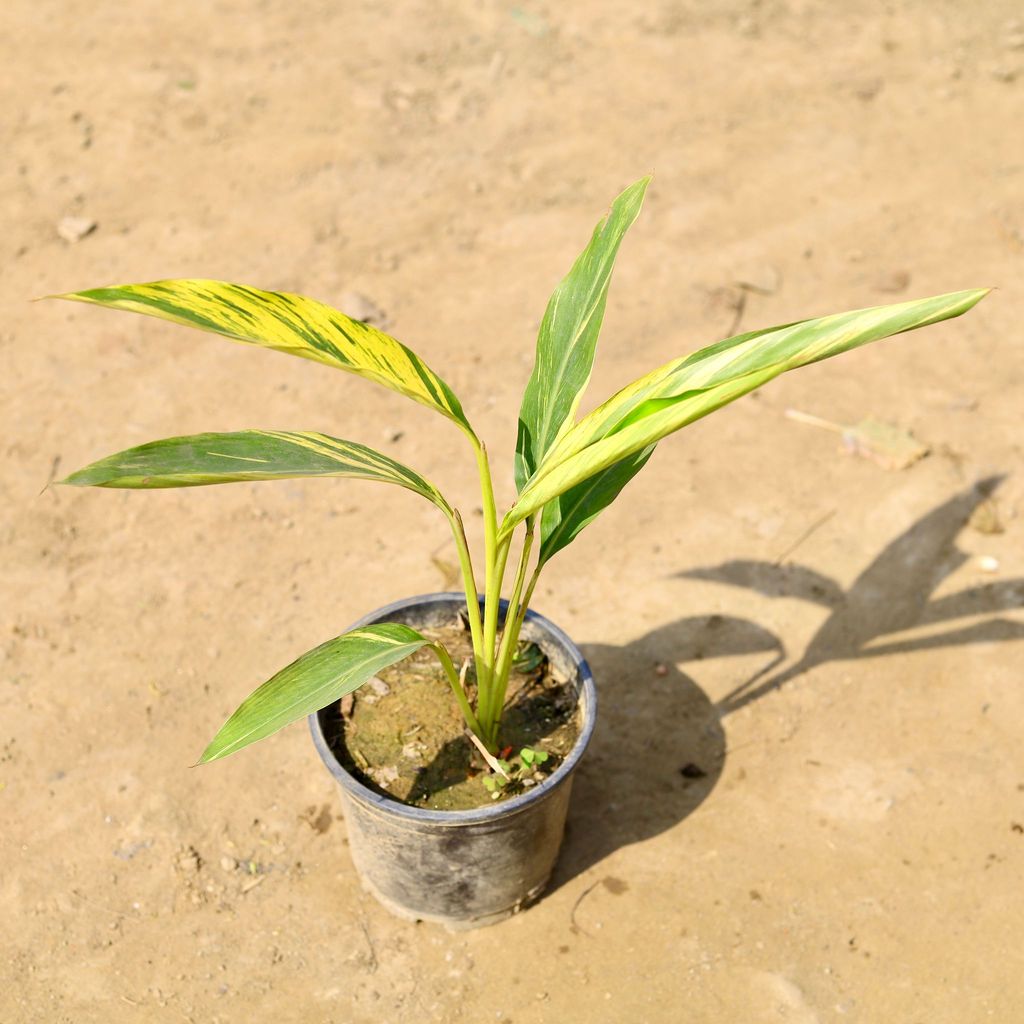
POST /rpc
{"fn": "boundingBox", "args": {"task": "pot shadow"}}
[550,474,1024,891]
[547,615,780,893]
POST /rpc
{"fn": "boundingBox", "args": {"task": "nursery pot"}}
[309,592,597,930]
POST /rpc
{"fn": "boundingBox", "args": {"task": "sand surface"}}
[3,1,1023,1020]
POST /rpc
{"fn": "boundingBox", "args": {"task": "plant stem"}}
[488,527,536,744]
[480,533,511,741]
[447,508,485,672]
[472,438,510,746]
[430,643,484,739]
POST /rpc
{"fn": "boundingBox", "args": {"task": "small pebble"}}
[56,216,97,243]
[978,555,1000,573]
[220,856,236,872]
[969,499,1004,535]
[339,290,389,328]
[874,269,911,293]
[851,77,884,101]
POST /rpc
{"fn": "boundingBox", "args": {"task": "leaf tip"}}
[36,289,89,304]
[56,466,106,488]
[196,741,223,766]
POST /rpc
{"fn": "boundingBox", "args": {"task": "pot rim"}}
[308,591,597,827]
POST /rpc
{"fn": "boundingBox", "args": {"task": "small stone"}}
[220,856,236,872]
[851,77,884,101]
[367,677,390,696]
[969,499,1004,535]
[873,269,911,293]
[654,663,668,677]
[174,845,202,874]
[56,216,97,243]
[978,555,1000,573]
[487,51,505,81]
[339,290,389,328]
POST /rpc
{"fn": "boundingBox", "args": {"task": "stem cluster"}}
[437,437,544,753]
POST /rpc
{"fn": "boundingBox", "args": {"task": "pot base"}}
[356,871,550,931]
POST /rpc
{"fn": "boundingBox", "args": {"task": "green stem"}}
[488,527,536,744]
[479,534,511,740]
[446,508,485,673]
[430,643,484,740]
[473,438,511,743]
[472,440,498,688]
[517,564,543,632]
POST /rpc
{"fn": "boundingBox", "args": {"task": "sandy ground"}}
[3,1,1024,1021]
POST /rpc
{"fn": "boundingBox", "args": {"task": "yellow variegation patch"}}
[54,280,475,438]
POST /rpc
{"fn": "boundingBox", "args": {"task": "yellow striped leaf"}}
[61,429,448,510]
[503,288,989,536]
[199,624,432,763]
[54,280,475,438]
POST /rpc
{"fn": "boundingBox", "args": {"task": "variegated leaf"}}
[514,177,649,494]
[61,429,448,510]
[54,280,475,437]
[504,288,989,536]
[537,444,655,563]
[199,624,432,763]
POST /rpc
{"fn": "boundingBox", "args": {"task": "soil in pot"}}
[320,616,582,811]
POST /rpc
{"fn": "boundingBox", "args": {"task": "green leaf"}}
[52,279,476,439]
[537,444,656,563]
[511,641,546,673]
[502,288,990,536]
[199,623,433,763]
[60,429,449,510]
[514,178,650,494]
[532,323,803,560]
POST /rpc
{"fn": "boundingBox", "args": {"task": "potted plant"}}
[54,177,987,928]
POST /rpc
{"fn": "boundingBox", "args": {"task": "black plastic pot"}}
[309,592,597,930]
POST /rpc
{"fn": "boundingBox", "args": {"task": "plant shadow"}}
[680,475,1024,714]
[550,475,1024,890]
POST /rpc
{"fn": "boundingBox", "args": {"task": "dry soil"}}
[3,1,1023,1022]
